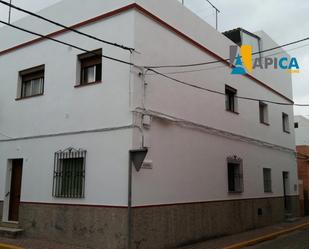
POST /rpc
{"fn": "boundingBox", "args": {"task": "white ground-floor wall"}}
[0,126,133,219]
[132,116,299,206]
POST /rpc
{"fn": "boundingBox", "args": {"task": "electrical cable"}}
[0,20,134,66]
[147,36,309,69]
[146,42,309,75]
[1,19,309,107]
[148,68,309,107]
[0,0,134,52]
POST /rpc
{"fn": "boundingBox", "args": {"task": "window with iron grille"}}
[225,85,238,113]
[78,49,102,85]
[263,168,272,193]
[19,65,45,99]
[53,148,86,198]
[227,156,243,193]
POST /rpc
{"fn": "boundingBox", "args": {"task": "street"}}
[245,227,309,249]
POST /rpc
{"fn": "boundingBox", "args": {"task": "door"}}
[9,159,23,221]
[304,190,309,216]
[283,171,290,211]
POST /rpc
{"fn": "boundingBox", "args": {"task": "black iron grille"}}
[53,147,86,198]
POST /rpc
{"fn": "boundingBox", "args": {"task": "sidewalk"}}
[0,237,87,249]
[1,217,309,249]
[177,216,309,249]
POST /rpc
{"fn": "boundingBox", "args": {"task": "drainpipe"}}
[8,0,12,24]
[127,152,133,249]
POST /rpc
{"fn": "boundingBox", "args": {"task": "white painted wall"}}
[134,0,293,100]
[253,31,293,100]
[133,119,298,206]
[0,11,135,138]
[295,115,309,145]
[131,1,297,205]
[133,8,295,150]
[0,129,132,209]
[0,7,136,207]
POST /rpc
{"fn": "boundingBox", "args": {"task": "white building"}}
[0,0,299,248]
[294,115,309,146]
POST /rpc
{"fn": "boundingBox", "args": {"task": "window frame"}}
[17,65,45,100]
[227,156,244,193]
[53,147,87,199]
[77,49,102,87]
[225,85,238,114]
[282,112,290,133]
[259,101,269,125]
[263,168,272,193]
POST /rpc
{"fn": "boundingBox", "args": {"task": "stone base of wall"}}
[18,203,127,249]
[1,197,299,249]
[287,196,300,217]
[132,197,299,249]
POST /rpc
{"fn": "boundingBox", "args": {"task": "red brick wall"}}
[297,146,309,216]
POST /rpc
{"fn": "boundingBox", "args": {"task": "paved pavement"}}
[178,217,309,249]
[244,227,309,249]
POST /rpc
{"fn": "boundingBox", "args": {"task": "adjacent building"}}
[295,115,309,216]
[0,0,299,248]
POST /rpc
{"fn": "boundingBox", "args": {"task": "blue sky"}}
[0,0,308,116]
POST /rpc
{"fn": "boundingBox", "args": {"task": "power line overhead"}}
[147,36,309,69]
[0,20,134,66]
[0,0,134,52]
[0,2,309,108]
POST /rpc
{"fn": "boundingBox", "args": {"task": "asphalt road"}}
[245,227,309,249]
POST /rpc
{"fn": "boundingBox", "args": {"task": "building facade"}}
[0,0,299,249]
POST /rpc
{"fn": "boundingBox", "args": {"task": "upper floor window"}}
[282,113,290,133]
[18,65,44,99]
[294,122,299,128]
[225,85,238,113]
[259,101,269,125]
[78,49,102,86]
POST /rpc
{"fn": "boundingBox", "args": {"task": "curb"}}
[0,243,24,249]
[222,222,309,249]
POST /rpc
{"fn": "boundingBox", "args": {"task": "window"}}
[19,65,44,99]
[259,101,269,124]
[227,156,243,193]
[241,31,261,56]
[282,113,290,133]
[294,122,299,128]
[78,49,102,85]
[263,168,272,193]
[53,148,86,198]
[225,85,238,113]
